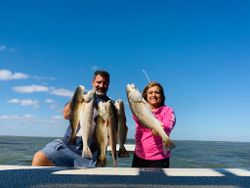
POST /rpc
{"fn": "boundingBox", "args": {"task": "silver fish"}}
[79,88,96,159]
[96,100,117,167]
[126,83,175,151]
[69,85,84,145]
[114,99,130,158]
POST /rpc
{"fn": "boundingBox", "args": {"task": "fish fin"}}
[169,141,176,149]
[162,139,176,154]
[96,157,106,167]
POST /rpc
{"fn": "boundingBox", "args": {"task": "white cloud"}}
[0,45,15,53]
[0,113,68,137]
[0,69,56,82]
[12,84,73,98]
[44,99,59,110]
[92,66,99,70]
[45,99,54,103]
[49,88,73,97]
[0,115,8,119]
[0,114,35,120]
[0,113,66,132]
[7,98,39,108]
[50,115,63,120]
[33,75,56,81]
[50,103,59,110]
[12,73,28,79]
[0,114,64,123]
[13,84,49,93]
[23,114,35,118]
[0,69,28,80]
[0,45,6,51]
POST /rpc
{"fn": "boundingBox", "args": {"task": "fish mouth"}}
[127,83,136,90]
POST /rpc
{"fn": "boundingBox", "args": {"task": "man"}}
[32,70,126,167]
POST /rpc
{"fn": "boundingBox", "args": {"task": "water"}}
[0,135,250,168]
[171,140,250,168]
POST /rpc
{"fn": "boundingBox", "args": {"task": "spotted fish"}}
[79,88,96,159]
[126,83,175,152]
[114,99,130,158]
[69,85,85,145]
[95,100,117,167]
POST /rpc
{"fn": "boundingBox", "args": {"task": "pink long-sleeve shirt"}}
[133,105,176,160]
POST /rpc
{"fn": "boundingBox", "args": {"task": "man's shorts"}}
[41,139,96,167]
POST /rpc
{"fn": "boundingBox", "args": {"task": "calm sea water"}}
[0,135,250,168]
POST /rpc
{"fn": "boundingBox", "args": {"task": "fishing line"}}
[141,69,151,83]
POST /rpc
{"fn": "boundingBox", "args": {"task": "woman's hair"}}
[142,81,165,106]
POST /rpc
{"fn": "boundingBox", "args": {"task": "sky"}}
[1,0,250,142]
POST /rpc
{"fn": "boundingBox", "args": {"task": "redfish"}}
[95,100,117,167]
[69,85,85,145]
[126,83,175,152]
[114,99,129,158]
[79,88,96,159]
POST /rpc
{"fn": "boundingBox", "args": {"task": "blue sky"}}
[1,0,250,141]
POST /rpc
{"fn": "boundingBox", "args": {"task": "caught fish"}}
[96,100,117,167]
[114,100,130,158]
[106,100,118,167]
[95,101,108,167]
[79,88,96,159]
[69,85,85,145]
[126,83,175,151]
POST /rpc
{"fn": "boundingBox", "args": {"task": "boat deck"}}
[0,165,250,188]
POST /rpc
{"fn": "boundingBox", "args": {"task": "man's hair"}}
[142,81,165,106]
[93,70,110,83]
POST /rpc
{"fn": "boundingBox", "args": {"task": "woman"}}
[131,82,176,168]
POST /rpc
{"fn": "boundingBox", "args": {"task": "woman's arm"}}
[162,108,176,135]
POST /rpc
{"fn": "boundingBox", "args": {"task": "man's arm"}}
[63,102,71,119]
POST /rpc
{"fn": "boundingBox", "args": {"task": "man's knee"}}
[32,151,54,166]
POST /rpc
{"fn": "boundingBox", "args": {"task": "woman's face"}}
[146,85,163,108]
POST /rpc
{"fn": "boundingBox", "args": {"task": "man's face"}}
[92,74,109,96]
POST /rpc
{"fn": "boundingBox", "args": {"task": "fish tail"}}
[96,156,106,167]
[162,139,170,154]
[162,139,176,154]
[69,136,76,145]
[82,146,93,159]
[163,144,170,155]
[113,159,118,167]
[118,146,130,158]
